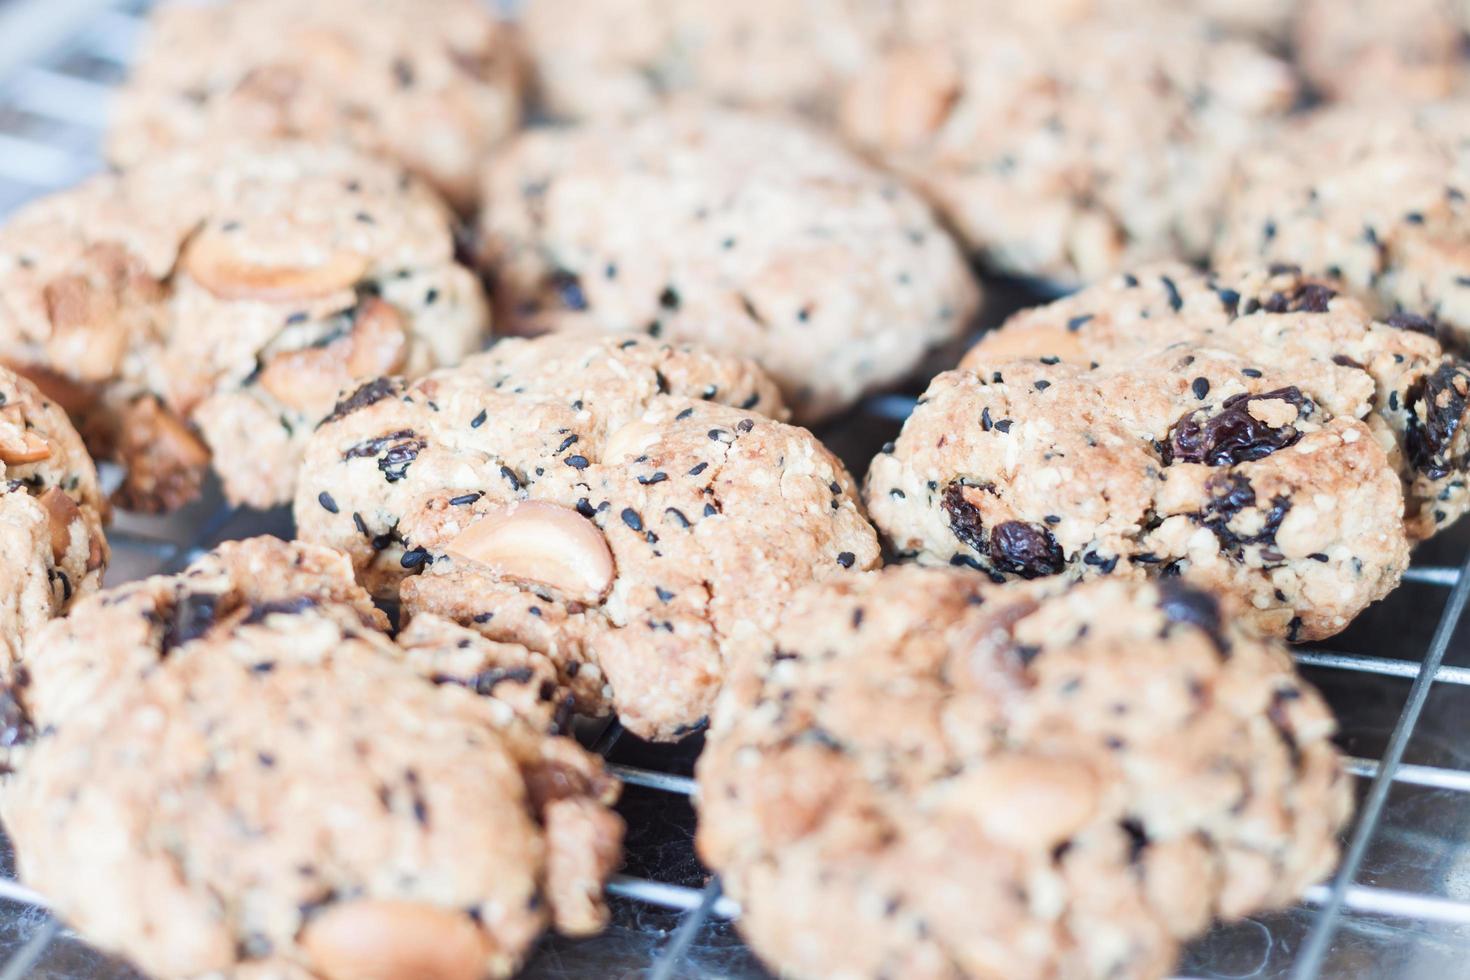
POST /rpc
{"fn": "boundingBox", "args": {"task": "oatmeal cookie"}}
[0,140,488,510]
[0,367,107,671]
[840,10,1297,284]
[1215,101,1470,352]
[867,342,1409,640]
[108,0,525,210]
[970,265,1470,540]
[521,0,902,120]
[697,567,1350,980]
[294,333,879,740]
[3,537,621,980]
[476,104,979,422]
[1295,0,1469,103]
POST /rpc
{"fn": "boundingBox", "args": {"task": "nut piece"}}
[0,413,51,465]
[300,899,492,980]
[445,501,616,604]
[941,755,1101,851]
[183,231,369,302]
[842,44,960,149]
[601,418,663,462]
[259,299,409,412]
[37,488,81,564]
[114,396,211,513]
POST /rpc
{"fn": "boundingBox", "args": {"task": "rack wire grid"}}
[1,0,1470,977]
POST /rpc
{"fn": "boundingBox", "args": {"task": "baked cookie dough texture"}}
[868,265,1435,640]
[0,140,488,511]
[839,8,1297,285]
[294,333,880,741]
[476,105,979,422]
[0,366,107,669]
[697,566,1350,980]
[1216,101,1470,350]
[3,537,622,980]
[1294,0,1470,103]
[108,0,525,210]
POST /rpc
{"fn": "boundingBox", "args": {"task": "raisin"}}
[1387,312,1437,337]
[321,377,400,426]
[1405,363,1470,478]
[941,483,985,552]
[1157,580,1230,655]
[162,592,221,653]
[1260,282,1336,314]
[1164,387,1304,466]
[989,521,1064,579]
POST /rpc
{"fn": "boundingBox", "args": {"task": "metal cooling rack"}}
[2,1,1470,977]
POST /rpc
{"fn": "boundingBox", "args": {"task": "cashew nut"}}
[445,501,615,603]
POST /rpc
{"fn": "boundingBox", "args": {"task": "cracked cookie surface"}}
[970,263,1470,541]
[476,104,979,422]
[839,9,1296,285]
[697,567,1350,980]
[293,333,879,740]
[869,324,1409,639]
[108,0,524,210]
[0,140,488,510]
[1215,101,1470,351]
[4,537,621,980]
[0,366,107,672]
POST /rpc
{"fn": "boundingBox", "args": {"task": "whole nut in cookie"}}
[257,299,410,413]
[446,501,616,605]
[0,423,49,465]
[301,900,492,980]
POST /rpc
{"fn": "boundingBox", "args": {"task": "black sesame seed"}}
[1067,314,1093,332]
[565,455,590,469]
[836,552,856,568]
[621,508,643,531]
[688,461,709,476]
[400,548,430,569]
[470,410,487,428]
[317,491,339,513]
[449,492,482,506]
[1191,377,1210,400]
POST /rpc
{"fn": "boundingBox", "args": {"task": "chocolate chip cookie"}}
[868,335,1409,640]
[1215,101,1470,352]
[697,567,1350,980]
[970,264,1470,541]
[108,0,524,210]
[4,537,621,980]
[839,10,1297,285]
[293,333,879,740]
[0,366,107,671]
[475,104,980,422]
[0,140,489,511]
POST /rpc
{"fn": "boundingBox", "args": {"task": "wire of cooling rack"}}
[3,2,1470,978]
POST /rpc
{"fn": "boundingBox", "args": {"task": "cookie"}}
[1215,101,1470,352]
[293,333,879,740]
[969,263,1470,541]
[522,0,903,121]
[108,0,524,210]
[1295,0,1467,103]
[0,140,489,511]
[696,567,1350,980]
[475,104,980,422]
[839,10,1297,285]
[867,339,1409,640]
[0,366,107,672]
[3,537,622,980]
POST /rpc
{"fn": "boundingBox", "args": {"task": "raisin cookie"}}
[697,567,1350,980]
[294,333,879,740]
[1295,0,1468,103]
[522,0,903,121]
[971,264,1470,541]
[0,367,107,670]
[476,104,980,422]
[1215,101,1470,350]
[840,10,1297,285]
[0,140,488,511]
[3,537,622,980]
[108,0,524,211]
[868,341,1409,640]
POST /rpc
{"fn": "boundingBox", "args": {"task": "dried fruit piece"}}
[183,231,369,302]
[444,501,615,603]
[300,899,491,980]
[1405,362,1470,479]
[941,482,986,552]
[989,521,1064,579]
[1165,387,1305,466]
